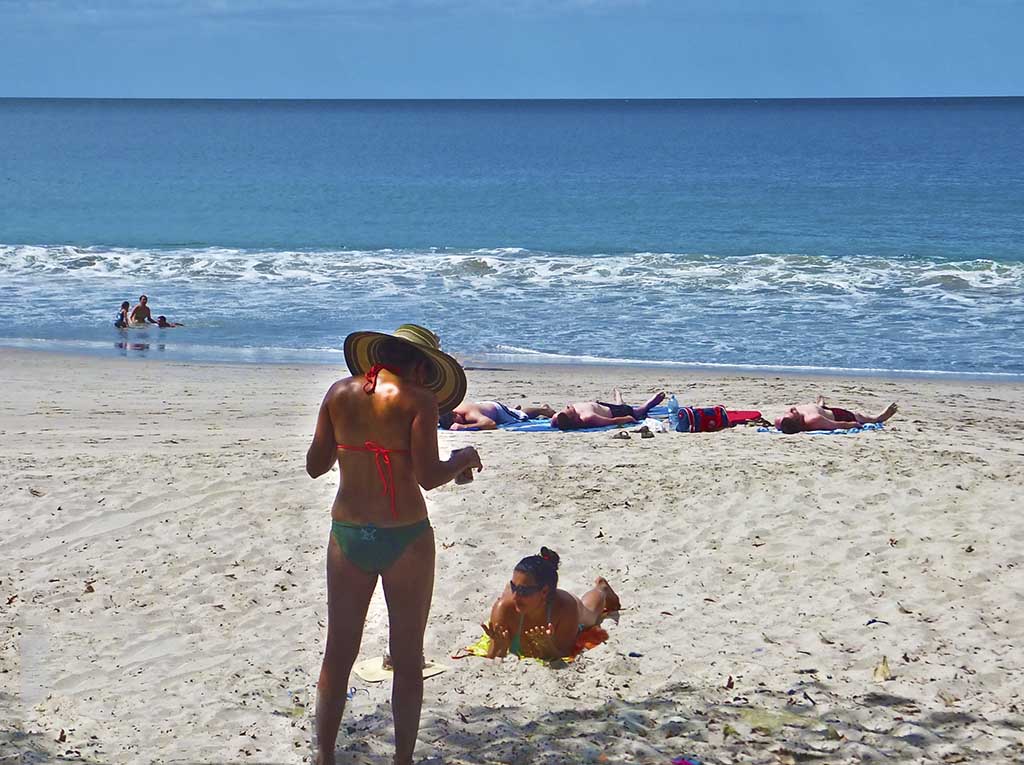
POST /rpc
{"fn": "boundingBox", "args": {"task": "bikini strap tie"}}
[337,440,407,520]
[363,364,403,394]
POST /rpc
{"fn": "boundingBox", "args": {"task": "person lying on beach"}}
[305,323,482,765]
[114,301,130,329]
[481,547,619,660]
[775,396,898,434]
[156,315,184,328]
[550,388,665,430]
[438,400,556,430]
[129,294,157,325]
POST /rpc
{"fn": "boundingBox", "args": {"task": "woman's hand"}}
[454,446,482,473]
[451,447,483,484]
[481,621,511,658]
[522,623,560,659]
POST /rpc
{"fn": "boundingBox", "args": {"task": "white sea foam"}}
[484,345,1024,379]
[4,243,1023,295]
[2,243,1021,376]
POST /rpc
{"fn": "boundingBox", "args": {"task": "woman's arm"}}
[305,388,338,478]
[523,595,580,659]
[411,398,481,490]
[482,597,514,658]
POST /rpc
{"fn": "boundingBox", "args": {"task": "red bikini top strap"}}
[336,441,411,520]
[363,364,402,394]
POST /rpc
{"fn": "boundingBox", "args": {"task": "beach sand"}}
[2,348,1022,764]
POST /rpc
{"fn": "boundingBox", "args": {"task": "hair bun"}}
[539,547,560,569]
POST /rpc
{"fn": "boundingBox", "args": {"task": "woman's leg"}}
[576,577,621,629]
[316,534,379,765]
[380,528,436,765]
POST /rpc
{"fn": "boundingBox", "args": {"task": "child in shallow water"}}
[114,301,130,328]
[482,547,619,660]
[156,315,184,328]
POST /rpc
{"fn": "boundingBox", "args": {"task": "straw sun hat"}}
[343,323,467,413]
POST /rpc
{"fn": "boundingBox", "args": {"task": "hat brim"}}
[343,331,467,414]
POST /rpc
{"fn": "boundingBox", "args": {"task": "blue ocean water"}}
[1,98,1022,376]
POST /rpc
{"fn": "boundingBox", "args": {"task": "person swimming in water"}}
[129,294,157,325]
[156,315,184,328]
[482,547,619,660]
[114,301,130,328]
[775,395,898,434]
[305,323,482,765]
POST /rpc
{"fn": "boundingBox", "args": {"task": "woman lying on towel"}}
[481,547,620,660]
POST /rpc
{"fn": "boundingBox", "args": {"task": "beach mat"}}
[451,626,609,665]
[757,422,885,435]
[353,656,448,683]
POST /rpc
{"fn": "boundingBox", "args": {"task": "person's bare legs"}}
[862,402,899,424]
[631,391,666,420]
[381,528,436,765]
[316,535,379,765]
[519,404,556,419]
[576,577,621,629]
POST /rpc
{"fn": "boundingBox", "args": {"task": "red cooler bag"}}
[675,405,730,433]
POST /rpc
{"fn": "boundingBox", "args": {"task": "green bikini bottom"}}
[331,518,431,574]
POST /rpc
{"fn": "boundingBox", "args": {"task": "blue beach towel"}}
[444,406,671,433]
[756,422,884,435]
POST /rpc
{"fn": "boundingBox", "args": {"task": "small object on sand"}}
[611,430,631,440]
[640,426,654,439]
[671,757,702,765]
[354,655,446,682]
[628,651,643,658]
[872,656,893,682]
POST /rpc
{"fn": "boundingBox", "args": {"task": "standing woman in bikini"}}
[306,324,482,765]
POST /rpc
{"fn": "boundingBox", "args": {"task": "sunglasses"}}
[509,581,543,597]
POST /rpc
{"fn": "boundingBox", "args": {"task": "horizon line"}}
[1,95,1022,103]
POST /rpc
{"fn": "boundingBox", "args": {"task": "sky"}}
[1,0,1022,98]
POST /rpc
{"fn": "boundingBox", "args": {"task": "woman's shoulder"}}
[491,592,518,623]
[552,590,579,620]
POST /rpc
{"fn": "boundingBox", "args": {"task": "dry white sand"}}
[2,348,1023,764]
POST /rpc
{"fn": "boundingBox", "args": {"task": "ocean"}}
[1,98,1022,377]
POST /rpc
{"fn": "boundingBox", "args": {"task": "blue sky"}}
[1,0,1022,98]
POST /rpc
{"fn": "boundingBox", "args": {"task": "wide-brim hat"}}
[343,323,467,414]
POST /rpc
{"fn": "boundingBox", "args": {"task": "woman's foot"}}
[595,577,621,613]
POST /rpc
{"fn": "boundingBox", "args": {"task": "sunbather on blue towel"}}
[775,396,898,434]
[551,388,665,430]
[440,400,556,431]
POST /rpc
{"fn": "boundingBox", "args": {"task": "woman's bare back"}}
[325,371,436,524]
